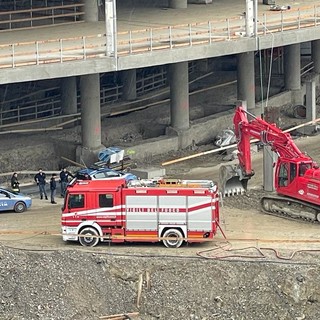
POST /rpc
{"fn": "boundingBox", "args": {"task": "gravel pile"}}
[1,244,320,320]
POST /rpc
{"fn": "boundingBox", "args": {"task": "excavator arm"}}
[234,106,310,177]
[220,106,312,197]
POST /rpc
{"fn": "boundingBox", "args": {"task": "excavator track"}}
[260,195,320,224]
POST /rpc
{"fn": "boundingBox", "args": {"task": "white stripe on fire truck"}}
[62,205,122,218]
[62,200,216,218]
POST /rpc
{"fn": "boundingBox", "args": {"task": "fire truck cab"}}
[61,178,220,248]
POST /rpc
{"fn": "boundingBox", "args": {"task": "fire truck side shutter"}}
[158,196,186,224]
[187,196,213,231]
[125,195,158,230]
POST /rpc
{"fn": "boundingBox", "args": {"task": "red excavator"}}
[220,106,320,223]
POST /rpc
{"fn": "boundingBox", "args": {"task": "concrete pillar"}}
[237,52,255,110]
[61,76,77,115]
[304,80,317,134]
[80,74,101,149]
[169,62,189,130]
[169,0,187,9]
[263,146,277,192]
[83,0,99,22]
[311,40,320,74]
[122,69,137,101]
[306,81,316,121]
[284,44,301,90]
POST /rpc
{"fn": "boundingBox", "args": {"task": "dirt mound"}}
[1,244,319,320]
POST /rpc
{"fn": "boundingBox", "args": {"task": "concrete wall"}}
[122,109,234,162]
[123,135,180,162]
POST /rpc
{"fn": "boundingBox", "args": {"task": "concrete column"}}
[61,76,77,115]
[169,62,189,130]
[284,44,301,90]
[306,81,316,122]
[83,0,99,22]
[169,0,187,9]
[311,40,320,74]
[263,146,277,192]
[122,69,137,101]
[237,52,255,110]
[303,80,317,135]
[80,74,101,149]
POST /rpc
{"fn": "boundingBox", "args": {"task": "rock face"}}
[0,245,319,320]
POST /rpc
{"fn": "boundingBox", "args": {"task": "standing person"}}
[50,173,57,204]
[34,168,48,200]
[11,172,20,193]
[59,168,73,197]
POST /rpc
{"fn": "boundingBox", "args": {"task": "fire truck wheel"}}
[162,229,184,248]
[14,202,26,213]
[79,227,99,247]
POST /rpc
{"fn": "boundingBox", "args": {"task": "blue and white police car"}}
[0,188,32,213]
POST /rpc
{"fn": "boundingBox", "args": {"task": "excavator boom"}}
[234,107,310,176]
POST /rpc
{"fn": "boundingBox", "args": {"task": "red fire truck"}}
[61,178,220,248]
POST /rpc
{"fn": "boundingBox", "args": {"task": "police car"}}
[75,167,137,182]
[0,188,32,213]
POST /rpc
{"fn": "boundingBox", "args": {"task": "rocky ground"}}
[1,242,320,320]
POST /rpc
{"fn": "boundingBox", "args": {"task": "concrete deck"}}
[0,0,319,84]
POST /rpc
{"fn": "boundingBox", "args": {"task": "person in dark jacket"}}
[59,168,73,197]
[50,173,57,204]
[34,168,48,200]
[11,172,20,193]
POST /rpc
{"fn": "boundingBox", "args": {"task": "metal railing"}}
[0,96,61,125]
[0,3,84,31]
[0,67,169,125]
[136,69,167,96]
[0,5,319,69]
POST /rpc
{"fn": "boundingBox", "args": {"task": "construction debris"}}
[270,5,291,11]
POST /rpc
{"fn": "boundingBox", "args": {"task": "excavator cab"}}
[275,160,313,193]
